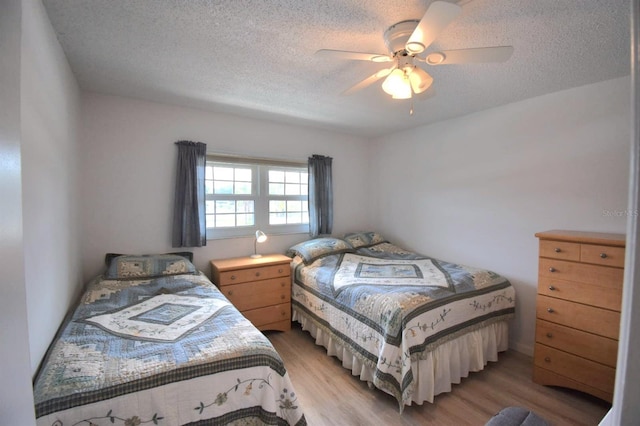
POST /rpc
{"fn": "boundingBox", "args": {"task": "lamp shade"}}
[408,67,433,94]
[391,81,412,99]
[251,230,267,258]
[382,68,412,99]
[381,69,405,95]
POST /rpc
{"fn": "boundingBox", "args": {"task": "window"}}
[205,156,309,239]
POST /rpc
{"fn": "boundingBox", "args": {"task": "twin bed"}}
[33,233,515,424]
[33,253,306,426]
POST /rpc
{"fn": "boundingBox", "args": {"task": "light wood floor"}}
[265,323,611,426]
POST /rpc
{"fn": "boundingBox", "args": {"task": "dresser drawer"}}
[220,278,291,311]
[536,295,620,339]
[539,240,580,261]
[218,264,290,285]
[243,303,291,328]
[538,258,624,287]
[537,277,622,311]
[535,319,618,367]
[534,344,616,394]
[580,244,625,268]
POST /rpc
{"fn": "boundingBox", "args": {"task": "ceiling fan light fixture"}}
[382,69,412,99]
[381,68,403,95]
[408,67,433,94]
[317,0,513,104]
[391,84,412,99]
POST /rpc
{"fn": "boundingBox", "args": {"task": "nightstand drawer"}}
[539,240,580,261]
[534,344,615,394]
[580,244,625,268]
[537,277,622,311]
[536,295,620,339]
[538,258,624,287]
[535,319,618,367]
[220,278,291,311]
[218,264,290,285]
[243,303,291,328]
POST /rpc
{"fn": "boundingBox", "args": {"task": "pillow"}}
[104,254,197,280]
[286,238,354,264]
[343,232,387,249]
[105,251,193,268]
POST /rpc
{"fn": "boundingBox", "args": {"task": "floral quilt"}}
[291,242,515,408]
[33,272,306,426]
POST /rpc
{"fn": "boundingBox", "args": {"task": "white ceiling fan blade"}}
[316,49,392,63]
[341,68,393,95]
[408,67,433,94]
[405,1,462,55]
[423,46,514,65]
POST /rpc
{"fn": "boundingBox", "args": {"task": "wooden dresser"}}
[533,230,625,402]
[211,254,292,332]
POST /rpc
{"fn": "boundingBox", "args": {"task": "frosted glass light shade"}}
[391,82,412,99]
[408,67,433,94]
[382,69,412,99]
[382,69,405,95]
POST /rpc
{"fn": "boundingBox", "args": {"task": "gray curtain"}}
[172,141,207,247]
[308,154,333,237]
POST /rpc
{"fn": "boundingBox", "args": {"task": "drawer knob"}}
[600,253,608,259]
[546,332,553,338]
[548,285,556,291]
[228,290,233,296]
[230,275,236,280]
[554,248,561,253]
[278,268,283,273]
[548,267,556,273]
[281,311,286,316]
[281,282,285,287]
[281,295,285,300]
[255,272,261,277]
[544,357,551,363]
[547,308,554,313]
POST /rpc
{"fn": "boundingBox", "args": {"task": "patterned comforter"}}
[33,272,306,426]
[291,242,515,408]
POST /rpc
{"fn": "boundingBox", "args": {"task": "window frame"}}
[205,155,309,240]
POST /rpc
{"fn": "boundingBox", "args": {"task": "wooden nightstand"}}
[210,254,292,331]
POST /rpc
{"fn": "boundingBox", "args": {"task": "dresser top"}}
[535,229,625,246]
[210,253,292,271]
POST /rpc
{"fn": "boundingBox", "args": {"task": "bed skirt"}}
[292,308,509,408]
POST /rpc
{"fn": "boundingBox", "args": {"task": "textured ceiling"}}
[42,0,631,137]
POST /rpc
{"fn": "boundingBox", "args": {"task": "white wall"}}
[21,0,82,374]
[79,93,372,279]
[370,77,630,355]
[0,0,35,424]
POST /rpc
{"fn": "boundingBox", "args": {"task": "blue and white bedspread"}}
[291,242,515,408]
[33,272,306,426]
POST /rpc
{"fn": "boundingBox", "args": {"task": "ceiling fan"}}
[316,1,513,104]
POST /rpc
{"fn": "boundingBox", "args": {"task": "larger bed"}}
[33,253,306,426]
[287,232,516,411]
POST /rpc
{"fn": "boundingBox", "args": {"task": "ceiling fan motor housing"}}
[384,20,420,55]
